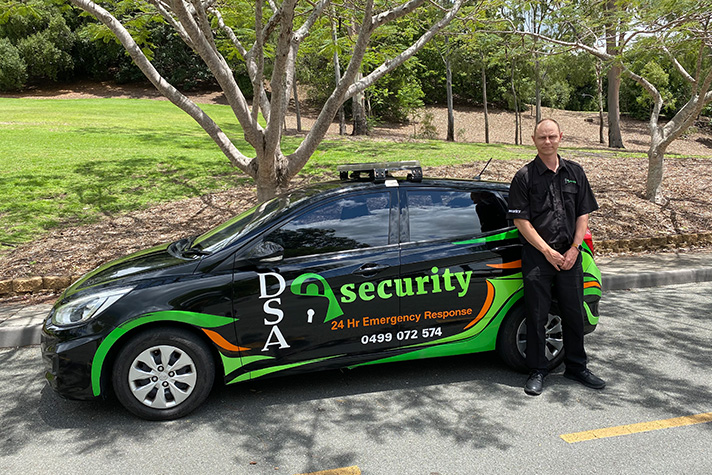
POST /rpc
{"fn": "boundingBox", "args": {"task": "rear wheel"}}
[496,306,565,373]
[112,327,215,420]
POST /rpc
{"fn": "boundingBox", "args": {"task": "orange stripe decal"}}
[487,260,522,269]
[584,281,601,289]
[464,280,494,330]
[202,328,250,353]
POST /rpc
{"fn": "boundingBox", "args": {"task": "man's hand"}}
[544,247,566,271]
[560,247,579,271]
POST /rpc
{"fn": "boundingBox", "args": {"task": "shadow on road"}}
[1,285,711,471]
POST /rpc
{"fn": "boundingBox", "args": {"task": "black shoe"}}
[564,368,606,389]
[524,372,544,396]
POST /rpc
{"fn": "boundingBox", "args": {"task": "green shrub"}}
[0,38,27,91]
[17,31,74,81]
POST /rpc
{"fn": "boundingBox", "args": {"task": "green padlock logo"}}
[291,273,344,322]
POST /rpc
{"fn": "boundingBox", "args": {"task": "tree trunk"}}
[605,0,625,149]
[607,64,625,148]
[596,60,604,144]
[446,38,454,142]
[511,56,520,145]
[645,139,665,204]
[535,55,542,123]
[331,12,346,135]
[481,52,489,144]
[293,79,302,133]
[352,74,368,135]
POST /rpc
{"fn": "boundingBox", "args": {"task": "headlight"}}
[52,287,133,326]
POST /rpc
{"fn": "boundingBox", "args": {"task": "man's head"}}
[532,118,562,160]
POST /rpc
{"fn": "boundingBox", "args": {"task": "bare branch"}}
[264,0,299,164]
[170,0,263,147]
[209,6,248,59]
[253,0,266,122]
[295,0,331,42]
[373,0,427,29]
[148,0,193,48]
[286,0,376,177]
[660,42,696,85]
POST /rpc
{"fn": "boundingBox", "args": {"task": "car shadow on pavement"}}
[3,286,711,471]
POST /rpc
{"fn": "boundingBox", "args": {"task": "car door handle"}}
[353,263,390,276]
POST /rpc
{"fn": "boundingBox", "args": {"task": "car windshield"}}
[189,197,284,253]
[186,182,351,254]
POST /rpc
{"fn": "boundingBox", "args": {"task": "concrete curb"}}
[0,304,53,349]
[602,267,712,291]
[0,324,43,349]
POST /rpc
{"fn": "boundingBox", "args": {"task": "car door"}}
[397,184,518,352]
[229,189,401,379]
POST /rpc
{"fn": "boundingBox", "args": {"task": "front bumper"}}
[41,321,105,401]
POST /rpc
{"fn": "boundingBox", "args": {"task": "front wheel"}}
[112,327,215,420]
[496,306,565,373]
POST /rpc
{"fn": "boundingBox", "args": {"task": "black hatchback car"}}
[41,162,602,420]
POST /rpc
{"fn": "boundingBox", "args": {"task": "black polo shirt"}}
[507,156,598,250]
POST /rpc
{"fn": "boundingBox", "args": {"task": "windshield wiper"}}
[174,237,211,257]
[181,247,211,257]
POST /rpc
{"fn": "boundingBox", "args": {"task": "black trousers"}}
[521,244,588,374]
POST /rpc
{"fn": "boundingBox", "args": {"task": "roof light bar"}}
[337,161,422,183]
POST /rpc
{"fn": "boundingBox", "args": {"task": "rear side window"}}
[267,192,391,258]
[407,189,507,242]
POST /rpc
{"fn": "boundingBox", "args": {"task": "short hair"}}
[533,118,561,136]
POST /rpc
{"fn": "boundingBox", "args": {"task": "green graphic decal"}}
[91,310,236,396]
[291,272,344,322]
[227,355,342,384]
[453,228,519,246]
[352,274,524,367]
[220,354,274,375]
[584,300,598,326]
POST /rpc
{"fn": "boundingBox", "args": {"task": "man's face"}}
[532,120,562,157]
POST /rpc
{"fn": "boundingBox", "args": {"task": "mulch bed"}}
[2,82,711,304]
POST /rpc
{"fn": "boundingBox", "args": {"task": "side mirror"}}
[247,241,284,262]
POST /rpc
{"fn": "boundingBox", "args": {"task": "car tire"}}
[496,306,565,373]
[112,327,215,420]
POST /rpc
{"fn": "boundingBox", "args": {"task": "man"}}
[507,118,605,396]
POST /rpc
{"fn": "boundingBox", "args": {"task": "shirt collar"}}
[534,155,566,175]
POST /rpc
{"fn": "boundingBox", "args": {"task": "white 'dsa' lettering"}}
[258,272,291,351]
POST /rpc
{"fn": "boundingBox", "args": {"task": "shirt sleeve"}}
[507,167,530,220]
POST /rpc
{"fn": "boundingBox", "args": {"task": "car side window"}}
[407,189,507,242]
[267,192,391,258]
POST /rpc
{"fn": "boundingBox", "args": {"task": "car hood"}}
[63,242,200,298]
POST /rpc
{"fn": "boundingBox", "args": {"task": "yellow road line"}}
[561,412,712,443]
[295,466,361,475]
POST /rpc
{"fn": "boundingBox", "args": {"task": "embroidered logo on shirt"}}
[564,178,577,185]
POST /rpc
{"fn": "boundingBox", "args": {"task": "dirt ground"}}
[1,81,712,283]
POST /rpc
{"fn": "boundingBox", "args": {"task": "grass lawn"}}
[0,97,529,250]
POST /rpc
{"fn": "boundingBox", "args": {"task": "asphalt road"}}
[1,282,711,475]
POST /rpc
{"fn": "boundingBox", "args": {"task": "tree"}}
[69,0,466,201]
[507,0,712,203]
[603,0,627,148]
